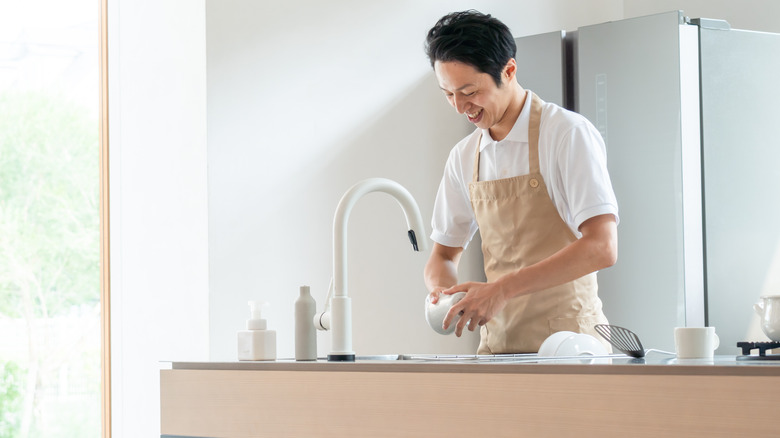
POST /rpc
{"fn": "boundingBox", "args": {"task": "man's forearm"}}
[425,259,458,292]
[424,244,463,292]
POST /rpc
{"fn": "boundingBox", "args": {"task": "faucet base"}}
[327,353,356,362]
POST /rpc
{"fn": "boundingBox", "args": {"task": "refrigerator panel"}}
[679,25,705,329]
[700,26,780,352]
[577,11,703,351]
[514,31,566,108]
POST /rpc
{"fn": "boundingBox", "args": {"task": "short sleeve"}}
[555,121,619,232]
[430,146,479,248]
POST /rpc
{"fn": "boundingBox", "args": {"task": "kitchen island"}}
[161,355,779,438]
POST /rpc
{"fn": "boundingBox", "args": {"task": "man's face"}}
[434,60,515,136]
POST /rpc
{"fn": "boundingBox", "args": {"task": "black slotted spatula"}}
[594,324,646,358]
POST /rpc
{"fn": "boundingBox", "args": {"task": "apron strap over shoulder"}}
[528,92,543,175]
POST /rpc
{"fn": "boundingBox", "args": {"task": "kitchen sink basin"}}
[352,353,623,363]
[354,354,407,361]
[354,353,539,362]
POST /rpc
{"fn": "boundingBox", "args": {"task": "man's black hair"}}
[425,10,517,87]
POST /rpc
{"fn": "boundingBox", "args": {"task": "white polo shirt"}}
[430,90,619,249]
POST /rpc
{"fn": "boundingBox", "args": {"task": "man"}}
[423,10,619,354]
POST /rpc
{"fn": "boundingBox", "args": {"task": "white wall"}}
[205,0,623,362]
[108,0,209,437]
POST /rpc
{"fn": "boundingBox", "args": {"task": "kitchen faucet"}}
[313,178,428,362]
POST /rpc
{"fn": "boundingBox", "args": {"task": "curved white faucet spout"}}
[328,178,428,360]
[334,178,428,298]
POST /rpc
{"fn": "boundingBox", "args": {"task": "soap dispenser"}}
[237,301,276,361]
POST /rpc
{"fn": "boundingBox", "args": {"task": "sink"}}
[354,354,407,361]
[285,352,622,364]
[352,353,622,364]
[405,354,539,362]
[354,354,538,362]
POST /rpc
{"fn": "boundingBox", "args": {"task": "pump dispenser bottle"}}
[237,301,276,361]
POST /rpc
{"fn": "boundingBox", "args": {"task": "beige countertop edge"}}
[166,358,780,376]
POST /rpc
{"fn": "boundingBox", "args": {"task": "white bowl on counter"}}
[538,331,608,357]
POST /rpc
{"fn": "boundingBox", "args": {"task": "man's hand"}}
[426,287,446,306]
[441,281,509,337]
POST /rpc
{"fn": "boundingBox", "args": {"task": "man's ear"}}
[503,58,517,82]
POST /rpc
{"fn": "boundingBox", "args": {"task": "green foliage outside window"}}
[0,90,99,437]
[0,361,24,438]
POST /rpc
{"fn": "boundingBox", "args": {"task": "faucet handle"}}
[314,310,330,331]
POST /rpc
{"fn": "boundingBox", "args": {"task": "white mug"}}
[674,327,720,359]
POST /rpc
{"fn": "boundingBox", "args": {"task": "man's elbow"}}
[587,230,617,271]
[598,236,618,269]
[580,214,618,270]
[602,243,617,269]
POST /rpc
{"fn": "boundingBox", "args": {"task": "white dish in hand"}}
[425,292,467,335]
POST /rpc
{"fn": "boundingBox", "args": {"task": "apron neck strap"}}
[472,134,482,182]
[528,92,542,175]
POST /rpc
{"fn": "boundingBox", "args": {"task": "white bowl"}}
[555,333,608,357]
[538,331,578,356]
[425,292,467,335]
[538,331,607,357]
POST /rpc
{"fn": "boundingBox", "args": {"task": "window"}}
[0,1,105,436]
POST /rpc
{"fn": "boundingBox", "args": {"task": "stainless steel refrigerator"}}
[515,11,780,353]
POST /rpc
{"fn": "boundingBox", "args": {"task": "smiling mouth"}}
[467,109,483,122]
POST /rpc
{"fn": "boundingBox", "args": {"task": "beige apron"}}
[469,92,609,354]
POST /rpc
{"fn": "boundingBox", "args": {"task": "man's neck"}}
[488,85,526,141]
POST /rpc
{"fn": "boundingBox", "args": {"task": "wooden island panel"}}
[161,367,776,437]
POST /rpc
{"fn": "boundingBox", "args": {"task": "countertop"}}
[166,352,780,376]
